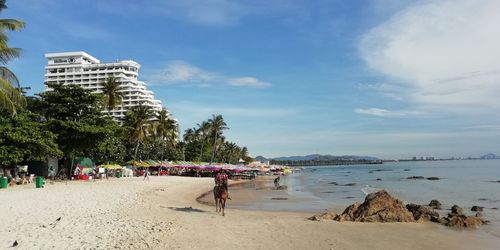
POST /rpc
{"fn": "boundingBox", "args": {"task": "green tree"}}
[153,108,178,161]
[101,76,124,115]
[240,146,252,162]
[0,0,26,115]
[223,142,239,164]
[0,111,62,175]
[124,104,154,160]
[86,122,126,164]
[196,121,211,162]
[0,75,24,115]
[36,83,115,170]
[180,115,252,164]
[208,114,228,164]
[182,127,200,161]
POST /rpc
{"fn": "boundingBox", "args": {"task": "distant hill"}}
[254,155,268,162]
[480,153,499,159]
[254,154,378,162]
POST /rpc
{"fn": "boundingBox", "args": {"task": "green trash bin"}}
[0,177,8,189]
[115,172,122,178]
[36,176,44,188]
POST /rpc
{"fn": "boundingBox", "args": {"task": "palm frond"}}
[0,66,19,86]
[0,0,7,11]
[0,45,21,64]
[0,78,25,115]
[0,19,25,31]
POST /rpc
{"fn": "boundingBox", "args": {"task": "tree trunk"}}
[199,140,204,162]
[209,134,218,165]
[160,140,165,161]
[134,141,140,160]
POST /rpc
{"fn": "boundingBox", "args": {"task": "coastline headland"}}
[271,159,383,167]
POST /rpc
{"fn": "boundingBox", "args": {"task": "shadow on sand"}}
[162,206,206,213]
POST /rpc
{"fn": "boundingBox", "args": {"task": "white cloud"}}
[228,77,271,88]
[146,61,271,88]
[359,0,500,115]
[354,108,424,117]
[155,61,217,82]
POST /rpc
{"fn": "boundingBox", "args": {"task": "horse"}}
[213,185,228,216]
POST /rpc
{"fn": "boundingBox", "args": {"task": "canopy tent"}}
[159,161,174,167]
[75,157,95,168]
[99,164,122,169]
[247,161,267,168]
[126,161,151,168]
[146,160,161,166]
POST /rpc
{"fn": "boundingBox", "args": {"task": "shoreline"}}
[2,176,499,249]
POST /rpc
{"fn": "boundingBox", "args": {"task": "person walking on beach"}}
[48,165,55,184]
[274,176,280,188]
[143,169,149,181]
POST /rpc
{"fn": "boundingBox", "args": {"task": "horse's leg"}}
[219,199,223,216]
[222,198,226,216]
[214,187,218,212]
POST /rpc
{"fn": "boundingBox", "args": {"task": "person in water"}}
[274,176,280,188]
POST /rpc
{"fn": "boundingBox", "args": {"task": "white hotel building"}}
[44,51,164,122]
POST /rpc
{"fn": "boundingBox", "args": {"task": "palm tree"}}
[154,108,178,160]
[183,127,197,143]
[196,120,211,162]
[101,76,124,115]
[222,141,238,164]
[0,0,25,116]
[240,146,250,162]
[124,104,154,160]
[0,75,24,115]
[208,114,228,164]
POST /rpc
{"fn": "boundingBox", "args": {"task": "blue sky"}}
[4,0,500,159]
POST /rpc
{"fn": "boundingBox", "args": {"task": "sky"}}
[4,0,500,159]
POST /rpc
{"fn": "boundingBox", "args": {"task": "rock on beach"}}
[429,200,442,210]
[406,204,440,222]
[336,190,414,222]
[309,192,488,230]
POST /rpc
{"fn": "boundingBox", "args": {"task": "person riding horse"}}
[215,170,230,199]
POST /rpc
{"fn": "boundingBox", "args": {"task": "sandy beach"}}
[1,176,499,250]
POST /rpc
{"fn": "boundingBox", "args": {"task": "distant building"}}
[44,51,165,122]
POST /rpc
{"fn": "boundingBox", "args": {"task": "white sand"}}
[1,176,499,249]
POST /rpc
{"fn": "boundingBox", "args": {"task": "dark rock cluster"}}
[308,190,488,229]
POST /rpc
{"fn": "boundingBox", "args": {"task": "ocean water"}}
[231,159,500,236]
